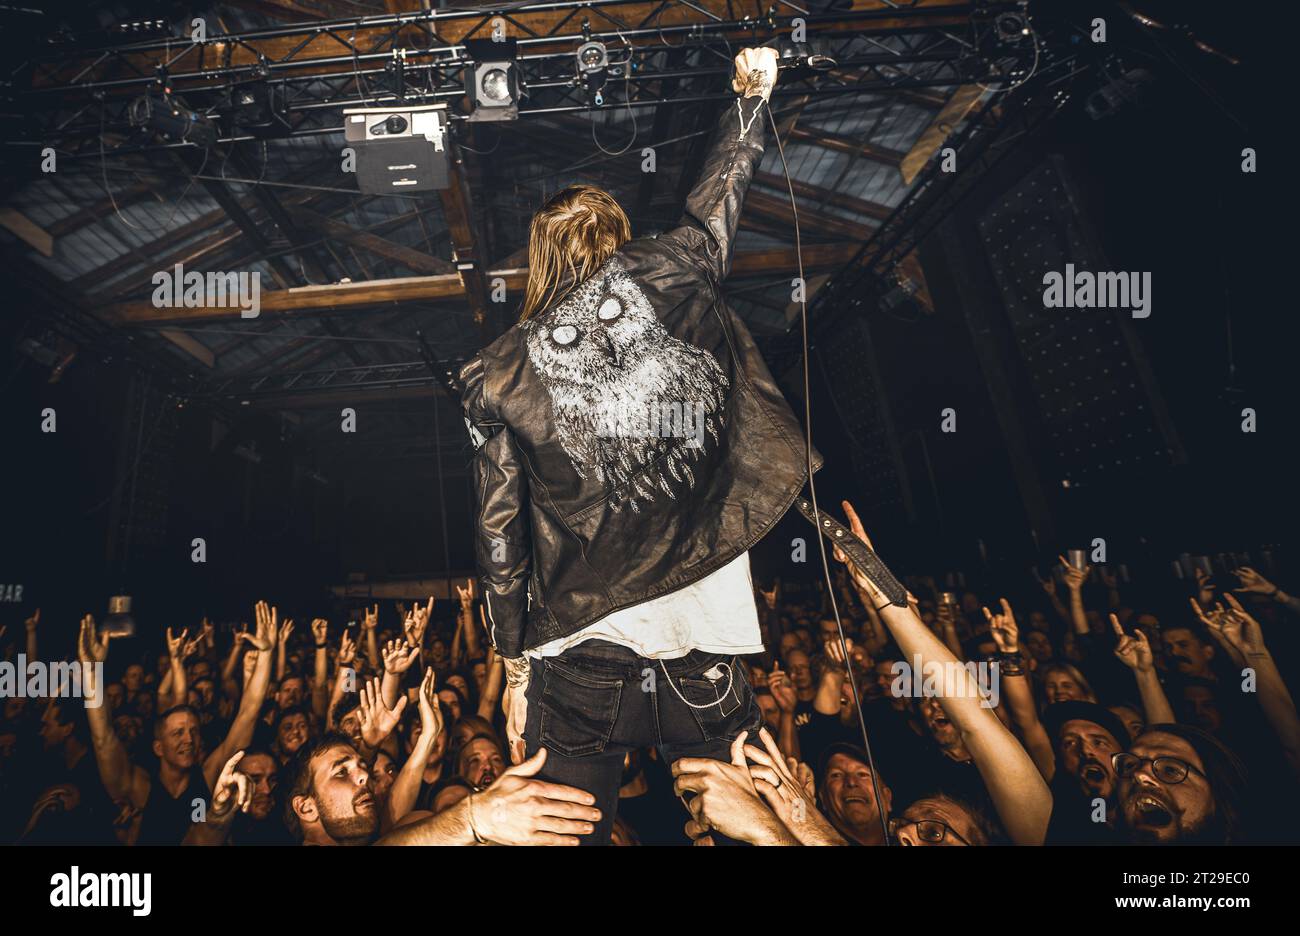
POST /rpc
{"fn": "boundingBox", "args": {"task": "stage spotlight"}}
[994,12,1031,44]
[576,40,609,97]
[466,38,520,122]
[230,61,291,138]
[127,87,218,148]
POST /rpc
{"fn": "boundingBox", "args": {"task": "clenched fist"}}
[732,47,779,101]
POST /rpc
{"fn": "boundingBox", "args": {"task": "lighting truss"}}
[7,1,1033,160]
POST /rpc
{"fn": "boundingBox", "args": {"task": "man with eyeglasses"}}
[1114,724,1248,844]
[889,794,993,846]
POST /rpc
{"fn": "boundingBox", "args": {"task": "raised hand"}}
[338,630,358,667]
[1193,567,1217,606]
[405,596,434,648]
[278,619,295,647]
[758,581,779,611]
[1111,613,1154,673]
[311,618,328,647]
[77,615,110,664]
[824,636,850,670]
[1234,566,1277,596]
[1059,555,1090,592]
[242,649,260,684]
[25,608,40,633]
[166,627,188,661]
[732,47,778,101]
[768,665,797,713]
[210,751,252,819]
[358,676,407,749]
[416,667,442,743]
[383,638,419,675]
[241,601,276,651]
[362,604,379,633]
[456,580,475,609]
[1219,594,1268,657]
[831,499,889,606]
[984,599,1019,654]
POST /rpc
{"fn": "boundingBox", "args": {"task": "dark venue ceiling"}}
[0,0,1276,614]
[0,0,1051,479]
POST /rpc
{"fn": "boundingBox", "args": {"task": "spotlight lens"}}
[482,67,511,102]
[579,45,604,68]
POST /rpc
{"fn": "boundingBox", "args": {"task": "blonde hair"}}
[520,185,631,321]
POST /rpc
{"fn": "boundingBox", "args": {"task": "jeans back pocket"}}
[538,657,623,757]
[674,659,754,741]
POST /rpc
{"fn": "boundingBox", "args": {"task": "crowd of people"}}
[2,502,1297,846]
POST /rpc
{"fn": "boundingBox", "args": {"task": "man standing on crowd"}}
[460,46,812,844]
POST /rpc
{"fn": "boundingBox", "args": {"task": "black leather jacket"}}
[460,94,812,658]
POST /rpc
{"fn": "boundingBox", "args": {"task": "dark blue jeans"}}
[523,639,762,845]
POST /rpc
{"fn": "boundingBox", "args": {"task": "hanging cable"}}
[768,102,891,844]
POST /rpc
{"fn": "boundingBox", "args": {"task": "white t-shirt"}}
[527,551,762,660]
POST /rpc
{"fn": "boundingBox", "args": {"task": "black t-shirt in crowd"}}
[138,767,211,845]
[231,810,295,845]
[1044,773,1121,845]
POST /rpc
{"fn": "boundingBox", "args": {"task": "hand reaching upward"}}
[78,615,110,664]
[984,599,1019,655]
[383,638,419,675]
[358,676,407,749]
[1111,613,1154,673]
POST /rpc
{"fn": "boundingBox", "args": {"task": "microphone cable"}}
[766,101,892,845]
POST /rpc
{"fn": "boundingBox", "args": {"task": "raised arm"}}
[477,644,505,722]
[660,48,777,283]
[837,502,1052,845]
[276,618,294,683]
[204,602,276,790]
[79,616,149,809]
[1060,556,1091,637]
[358,604,379,672]
[1235,566,1300,617]
[1112,612,1176,726]
[380,638,419,711]
[767,663,802,762]
[985,600,1055,780]
[1209,595,1300,782]
[326,630,358,731]
[310,617,330,720]
[386,668,440,830]
[160,627,188,711]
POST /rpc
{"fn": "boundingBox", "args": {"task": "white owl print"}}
[523,256,728,512]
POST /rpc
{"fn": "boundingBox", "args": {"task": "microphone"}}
[774,41,837,73]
